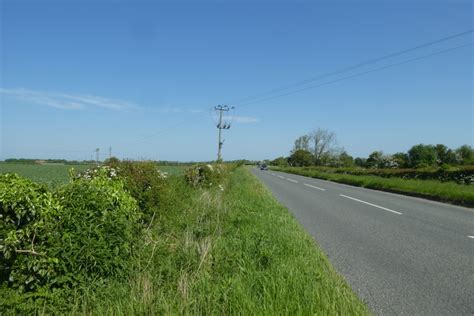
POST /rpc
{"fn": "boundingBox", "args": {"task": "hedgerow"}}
[76,162,169,224]
[56,167,141,281]
[1,166,143,311]
[184,164,226,187]
[0,174,62,292]
[292,165,474,184]
[114,161,168,224]
[273,166,474,206]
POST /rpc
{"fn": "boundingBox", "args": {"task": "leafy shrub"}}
[1,167,148,312]
[75,162,170,223]
[184,164,226,187]
[73,164,120,181]
[111,161,168,223]
[0,174,62,292]
[55,167,140,281]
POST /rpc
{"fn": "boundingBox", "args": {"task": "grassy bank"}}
[273,166,474,207]
[2,166,367,314]
[24,167,365,314]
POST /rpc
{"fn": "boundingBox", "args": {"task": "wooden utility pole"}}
[214,105,233,161]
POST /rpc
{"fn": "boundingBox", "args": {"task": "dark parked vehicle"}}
[260,164,268,170]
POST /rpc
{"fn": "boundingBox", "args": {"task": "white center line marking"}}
[278,175,285,179]
[468,235,474,239]
[286,178,298,183]
[303,183,326,191]
[339,194,403,215]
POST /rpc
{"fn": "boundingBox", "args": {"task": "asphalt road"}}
[251,168,474,315]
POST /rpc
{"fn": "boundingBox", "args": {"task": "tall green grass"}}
[274,167,474,207]
[66,168,368,314]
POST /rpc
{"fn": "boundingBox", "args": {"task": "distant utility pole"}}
[96,148,100,164]
[109,147,112,159]
[214,105,234,161]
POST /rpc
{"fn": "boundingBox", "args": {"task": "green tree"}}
[392,152,409,168]
[434,144,456,165]
[366,151,383,168]
[354,157,367,168]
[293,135,311,152]
[271,156,289,166]
[338,151,354,167]
[288,150,314,167]
[455,145,474,165]
[104,156,121,168]
[408,144,437,167]
[310,129,337,166]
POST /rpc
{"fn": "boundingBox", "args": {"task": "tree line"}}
[271,128,474,169]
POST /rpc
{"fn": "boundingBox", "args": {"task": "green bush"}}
[73,164,120,181]
[114,161,169,224]
[0,174,62,292]
[184,164,226,187]
[56,167,141,281]
[76,162,170,223]
[1,167,148,312]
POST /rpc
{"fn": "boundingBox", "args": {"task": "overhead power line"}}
[237,42,473,107]
[125,119,198,146]
[231,29,473,105]
[105,30,472,152]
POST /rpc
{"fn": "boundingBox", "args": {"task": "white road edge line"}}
[286,178,298,183]
[339,194,403,215]
[278,175,285,179]
[303,183,326,191]
[468,235,474,239]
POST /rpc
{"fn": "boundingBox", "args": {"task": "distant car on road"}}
[260,164,268,170]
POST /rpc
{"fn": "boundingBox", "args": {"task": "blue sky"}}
[1,0,472,161]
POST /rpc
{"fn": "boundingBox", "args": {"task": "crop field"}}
[156,165,186,175]
[0,163,187,185]
[0,163,92,186]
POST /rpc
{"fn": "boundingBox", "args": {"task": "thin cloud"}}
[210,115,259,124]
[159,106,204,114]
[233,116,259,124]
[0,88,137,111]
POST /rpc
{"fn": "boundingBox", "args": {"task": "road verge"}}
[78,167,368,314]
[273,166,474,207]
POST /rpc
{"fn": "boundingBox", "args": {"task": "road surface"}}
[251,168,474,315]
